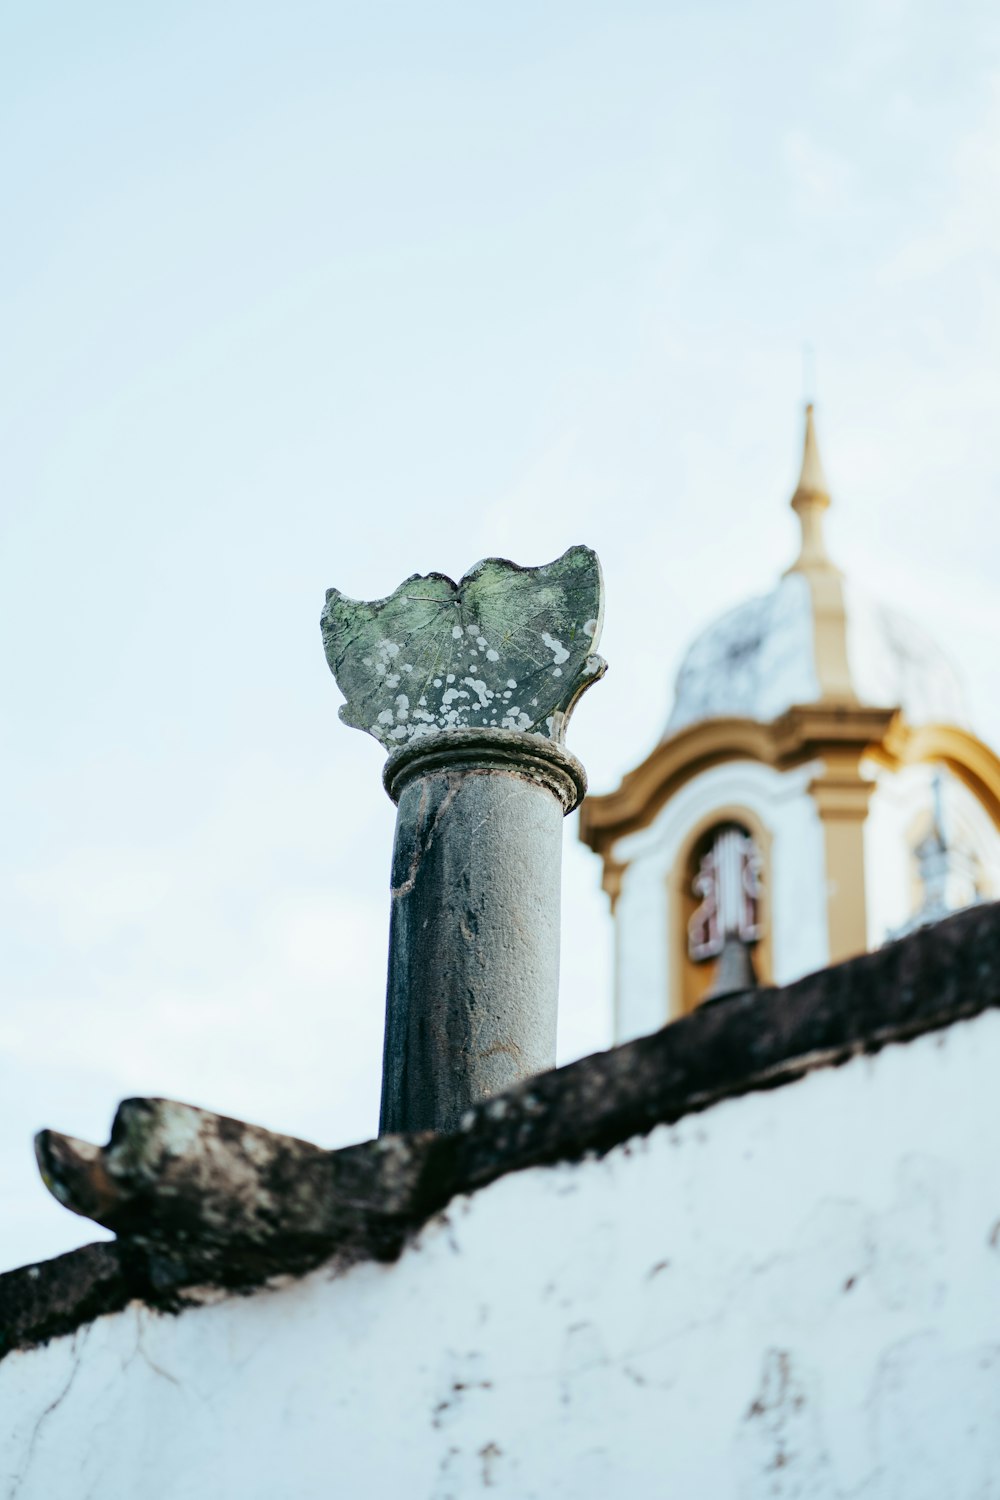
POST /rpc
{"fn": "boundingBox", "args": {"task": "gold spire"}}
[783,401,857,704]
[788,403,835,573]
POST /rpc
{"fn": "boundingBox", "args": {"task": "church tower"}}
[580,406,1000,1040]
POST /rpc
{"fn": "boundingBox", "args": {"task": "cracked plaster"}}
[4,1004,1000,1497]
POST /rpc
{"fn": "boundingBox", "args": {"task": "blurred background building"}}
[582,405,1000,1036]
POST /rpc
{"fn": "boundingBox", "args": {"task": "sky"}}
[2,0,1000,1272]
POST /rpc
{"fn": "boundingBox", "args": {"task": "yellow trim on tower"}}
[808,754,874,961]
[786,403,834,573]
[580,706,1000,967]
[578,704,897,859]
[802,570,858,704]
[784,404,858,705]
[876,721,1000,830]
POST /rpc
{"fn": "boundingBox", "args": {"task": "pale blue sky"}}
[3,0,999,1270]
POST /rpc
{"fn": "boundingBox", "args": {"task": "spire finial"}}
[788,402,835,573]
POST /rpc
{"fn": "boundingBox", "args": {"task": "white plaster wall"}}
[5,1010,1000,1499]
[612,759,828,1039]
[864,761,1000,945]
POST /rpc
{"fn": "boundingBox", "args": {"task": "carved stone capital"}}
[320,545,606,754]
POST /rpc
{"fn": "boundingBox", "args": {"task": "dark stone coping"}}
[3,900,999,1361]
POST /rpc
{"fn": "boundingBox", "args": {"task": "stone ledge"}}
[0,1243,129,1359]
[4,900,999,1360]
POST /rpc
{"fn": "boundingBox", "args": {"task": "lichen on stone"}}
[320,546,606,749]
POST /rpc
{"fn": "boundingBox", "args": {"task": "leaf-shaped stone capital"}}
[321,545,606,751]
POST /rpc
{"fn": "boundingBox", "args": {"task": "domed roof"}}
[665,407,968,737]
[666,576,967,734]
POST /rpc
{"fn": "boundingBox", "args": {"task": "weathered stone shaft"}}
[381,731,585,1133]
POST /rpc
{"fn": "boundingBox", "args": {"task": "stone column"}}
[321,545,606,1134]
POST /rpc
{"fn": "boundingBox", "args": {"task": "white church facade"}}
[581,405,1000,1038]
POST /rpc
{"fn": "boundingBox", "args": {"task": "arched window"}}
[896,772,986,937]
[687,823,764,961]
[672,814,770,1015]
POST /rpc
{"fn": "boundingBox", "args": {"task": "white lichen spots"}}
[328,546,604,750]
[152,1103,204,1157]
[545,715,555,735]
[541,631,569,665]
[372,639,402,678]
[333,549,605,749]
[462,677,493,708]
